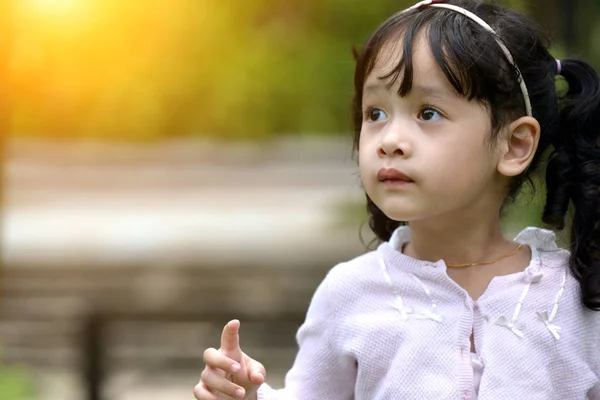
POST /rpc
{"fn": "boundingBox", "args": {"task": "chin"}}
[367,188,423,218]
[379,206,422,222]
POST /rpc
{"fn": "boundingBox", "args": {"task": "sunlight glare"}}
[26,0,83,17]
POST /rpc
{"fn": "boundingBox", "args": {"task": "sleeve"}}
[256,268,357,400]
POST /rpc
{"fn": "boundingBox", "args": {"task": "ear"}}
[497,116,541,177]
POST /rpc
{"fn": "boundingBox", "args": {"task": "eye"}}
[365,107,388,122]
[418,106,443,122]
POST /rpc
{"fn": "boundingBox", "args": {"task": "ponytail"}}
[543,59,600,311]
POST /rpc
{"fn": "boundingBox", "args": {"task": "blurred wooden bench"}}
[0,263,331,400]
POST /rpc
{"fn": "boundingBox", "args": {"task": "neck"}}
[403,204,513,266]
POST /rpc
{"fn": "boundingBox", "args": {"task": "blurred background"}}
[0,0,599,399]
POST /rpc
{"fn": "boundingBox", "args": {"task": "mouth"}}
[377,168,414,185]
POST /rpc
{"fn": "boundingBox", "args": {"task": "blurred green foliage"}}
[0,357,35,400]
[9,0,600,141]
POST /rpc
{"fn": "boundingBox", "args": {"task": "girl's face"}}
[359,34,506,223]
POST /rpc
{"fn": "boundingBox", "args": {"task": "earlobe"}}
[497,116,541,177]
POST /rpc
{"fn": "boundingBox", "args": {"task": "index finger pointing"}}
[220,319,241,359]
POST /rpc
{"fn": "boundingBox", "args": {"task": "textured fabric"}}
[257,227,600,400]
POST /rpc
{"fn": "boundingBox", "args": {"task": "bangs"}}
[354,5,525,126]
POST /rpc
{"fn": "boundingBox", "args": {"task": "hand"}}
[194,319,267,400]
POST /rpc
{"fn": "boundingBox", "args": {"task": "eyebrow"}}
[363,81,455,99]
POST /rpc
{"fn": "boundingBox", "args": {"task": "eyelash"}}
[362,104,446,121]
[418,104,445,120]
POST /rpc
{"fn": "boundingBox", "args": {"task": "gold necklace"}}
[445,244,523,268]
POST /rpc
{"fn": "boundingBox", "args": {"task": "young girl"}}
[194,0,600,398]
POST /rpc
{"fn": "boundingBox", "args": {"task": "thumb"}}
[246,358,267,386]
[220,319,242,361]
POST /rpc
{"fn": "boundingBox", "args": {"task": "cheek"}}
[357,134,372,173]
[425,142,495,189]
[358,156,372,190]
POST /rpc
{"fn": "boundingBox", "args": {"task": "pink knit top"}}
[257,227,600,399]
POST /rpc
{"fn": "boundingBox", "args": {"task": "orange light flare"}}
[23,0,85,17]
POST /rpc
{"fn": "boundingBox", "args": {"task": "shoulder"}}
[323,248,381,290]
[315,247,386,308]
[530,236,600,344]
[515,226,574,289]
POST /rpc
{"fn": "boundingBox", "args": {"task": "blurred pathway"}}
[2,137,366,267]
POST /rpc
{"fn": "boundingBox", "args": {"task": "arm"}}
[257,268,357,400]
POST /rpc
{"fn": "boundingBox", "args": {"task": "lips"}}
[377,168,414,183]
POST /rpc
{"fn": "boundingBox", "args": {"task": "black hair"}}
[352,0,600,311]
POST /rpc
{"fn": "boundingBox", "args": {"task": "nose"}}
[377,122,412,157]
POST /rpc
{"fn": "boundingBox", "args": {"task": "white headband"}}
[404,0,533,116]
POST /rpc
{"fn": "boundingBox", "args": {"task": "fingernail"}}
[235,388,245,398]
[231,363,241,373]
[255,370,264,380]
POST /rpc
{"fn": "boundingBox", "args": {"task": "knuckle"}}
[255,360,265,371]
[203,347,216,361]
[226,383,240,397]
[250,359,266,373]
[192,383,205,398]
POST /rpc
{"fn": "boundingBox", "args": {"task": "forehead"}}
[364,33,455,94]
